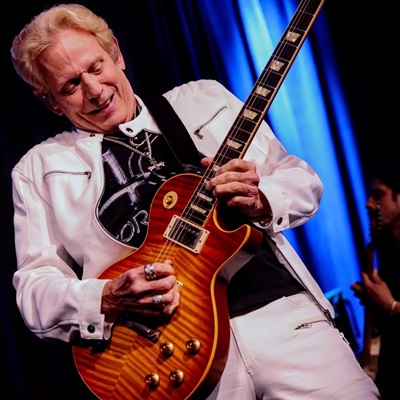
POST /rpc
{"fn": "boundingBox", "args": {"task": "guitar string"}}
[182,0,317,226]
[152,0,318,266]
[211,0,314,169]
[154,0,319,265]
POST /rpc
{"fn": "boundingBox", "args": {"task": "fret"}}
[197,192,213,203]
[270,60,285,72]
[218,150,242,164]
[192,196,214,212]
[232,118,258,135]
[291,15,314,32]
[181,0,325,225]
[285,32,301,43]
[186,206,210,225]
[190,204,207,214]
[254,85,272,98]
[272,43,298,63]
[246,95,269,115]
[242,109,258,120]
[260,71,282,91]
[210,164,220,173]
[226,128,252,145]
[299,0,322,17]
[226,139,243,150]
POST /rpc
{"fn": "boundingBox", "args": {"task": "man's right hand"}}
[101,259,180,322]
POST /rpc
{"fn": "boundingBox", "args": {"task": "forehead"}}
[38,30,107,86]
[370,179,391,197]
[371,179,389,190]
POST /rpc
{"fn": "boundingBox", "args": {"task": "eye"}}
[90,59,104,74]
[370,188,384,201]
[62,78,81,96]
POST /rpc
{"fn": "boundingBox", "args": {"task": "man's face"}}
[367,179,400,233]
[37,30,135,134]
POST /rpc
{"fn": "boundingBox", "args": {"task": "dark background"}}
[1,1,397,398]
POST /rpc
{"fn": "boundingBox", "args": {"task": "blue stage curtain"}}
[161,0,368,351]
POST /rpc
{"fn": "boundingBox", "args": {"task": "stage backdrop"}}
[1,0,398,398]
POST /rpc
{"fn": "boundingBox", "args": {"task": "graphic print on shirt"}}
[99,130,181,248]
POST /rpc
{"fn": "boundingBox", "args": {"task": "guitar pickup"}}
[163,215,209,254]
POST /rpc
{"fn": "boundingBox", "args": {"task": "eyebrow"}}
[61,56,104,84]
[370,188,385,198]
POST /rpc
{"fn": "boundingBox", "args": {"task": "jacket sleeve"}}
[245,131,324,233]
[215,79,324,233]
[166,79,324,233]
[11,158,111,343]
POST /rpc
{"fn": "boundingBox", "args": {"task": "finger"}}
[216,159,255,174]
[361,272,372,283]
[142,261,175,280]
[200,157,213,167]
[162,292,180,314]
[151,293,164,306]
[143,263,157,281]
[151,278,181,308]
[208,175,260,199]
[150,290,176,308]
[372,269,383,283]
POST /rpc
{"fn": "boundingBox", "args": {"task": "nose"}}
[366,196,381,223]
[366,195,381,210]
[81,73,102,103]
[366,196,374,210]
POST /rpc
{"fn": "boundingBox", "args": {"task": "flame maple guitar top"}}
[72,173,262,399]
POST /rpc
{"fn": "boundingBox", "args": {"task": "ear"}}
[112,36,126,70]
[33,89,63,116]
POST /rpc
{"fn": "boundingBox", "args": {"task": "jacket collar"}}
[74,96,160,139]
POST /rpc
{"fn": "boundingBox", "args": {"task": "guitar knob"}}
[185,338,201,355]
[145,372,160,390]
[159,341,174,358]
[169,369,184,386]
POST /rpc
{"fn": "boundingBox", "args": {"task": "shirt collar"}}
[118,96,159,138]
[74,95,159,138]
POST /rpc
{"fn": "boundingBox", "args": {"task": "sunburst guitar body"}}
[72,173,262,399]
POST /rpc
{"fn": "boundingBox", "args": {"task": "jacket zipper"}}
[43,170,92,181]
[266,236,336,328]
[193,106,227,139]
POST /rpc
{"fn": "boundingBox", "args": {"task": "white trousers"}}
[207,292,380,399]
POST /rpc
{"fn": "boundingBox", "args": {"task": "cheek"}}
[58,96,83,115]
[382,203,399,223]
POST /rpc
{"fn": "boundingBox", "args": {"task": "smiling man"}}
[33,30,135,132]
[10,3,379,399]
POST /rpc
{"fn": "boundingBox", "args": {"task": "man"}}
[351,161,400,399]
[11,4,379,399]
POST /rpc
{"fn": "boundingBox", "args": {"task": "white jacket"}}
[12,79,333,342]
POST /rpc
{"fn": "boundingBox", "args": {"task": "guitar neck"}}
[182,0,325,226]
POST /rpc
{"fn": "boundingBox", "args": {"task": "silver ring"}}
[144,264,156,280]
[152,294,163,305]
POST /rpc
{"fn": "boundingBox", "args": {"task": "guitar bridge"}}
[163,215,209,253]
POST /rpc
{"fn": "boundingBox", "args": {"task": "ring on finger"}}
[144,264,157,280]
[152,294,163,305]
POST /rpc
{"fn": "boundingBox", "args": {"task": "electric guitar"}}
[72,1,325,398]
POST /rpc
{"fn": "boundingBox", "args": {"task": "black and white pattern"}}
[99,130,181,248]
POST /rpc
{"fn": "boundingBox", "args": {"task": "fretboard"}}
[183,0,325,226]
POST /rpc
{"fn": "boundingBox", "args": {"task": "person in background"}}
[10,4,379,399]
[352,160,400,400]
